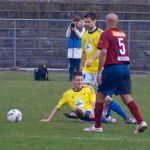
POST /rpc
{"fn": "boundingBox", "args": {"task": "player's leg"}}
[105,96,128,120]
[118,64,147,133]
[64,109,92,120]
[95,92,106,128]
[121,94,147,133]
[79,110,114,123]
[64,109,110,123]
[84,92,105,132]
[69,58,75,81]
[84,66,119,132]
[64,111,79,119]
[93,66,119,128]
[121,94,142,123]
[105,96,136,124]
[75,58,81,71]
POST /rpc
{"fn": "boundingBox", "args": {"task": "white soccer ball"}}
[7,109,23,123]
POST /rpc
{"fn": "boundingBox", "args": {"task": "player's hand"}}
[97,72,102,85]
[79,65,83,71]
[71,27,76,32]
[86,60,93,68]
[89,111,95,119]
[40,119,50,122]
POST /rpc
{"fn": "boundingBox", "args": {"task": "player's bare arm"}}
[97,49,107,84]
[89,102,95,118]
[40,107,60,123]
[80,51,86,71]
[86,50,101,67]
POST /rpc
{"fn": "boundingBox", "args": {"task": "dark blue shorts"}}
[97,64,131,96]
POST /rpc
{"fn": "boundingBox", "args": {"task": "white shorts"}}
[82,71,97,86]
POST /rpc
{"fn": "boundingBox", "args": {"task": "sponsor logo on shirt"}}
[117,56,130,61]
[85,43,92,53]
[112,31,126,37]
[75,99,85,108]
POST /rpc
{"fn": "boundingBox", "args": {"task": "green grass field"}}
[0,71,150,150]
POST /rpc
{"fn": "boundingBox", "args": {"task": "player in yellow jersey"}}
[40,71,112,123]
[80,13,103,84]
[81,27,103,74]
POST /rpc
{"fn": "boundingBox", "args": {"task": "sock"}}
[105,105,112,118]
[127,100,143,124]
[94,102,103,128]
[108,100,129,120]
[102,114,109,123]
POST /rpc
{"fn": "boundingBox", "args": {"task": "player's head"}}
[83,12,97,32]
[106,13,118,29]
[72,71,83,91]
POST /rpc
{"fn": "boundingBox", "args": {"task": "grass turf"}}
[0,71,149,150]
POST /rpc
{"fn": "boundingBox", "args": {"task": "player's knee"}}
[96,93,106,102]
[75,109,84,118]
[104,95,112,103]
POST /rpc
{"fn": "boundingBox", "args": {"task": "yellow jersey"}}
[82,28,103,73]
[56,85,95,111]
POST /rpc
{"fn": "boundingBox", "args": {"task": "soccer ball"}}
[7,109,23,123]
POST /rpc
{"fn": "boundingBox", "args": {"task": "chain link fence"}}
[0,19,149,71]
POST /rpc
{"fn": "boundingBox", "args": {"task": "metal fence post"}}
[13,20,16,67]
[128,21,131,52]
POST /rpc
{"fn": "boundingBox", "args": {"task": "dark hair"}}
[84,12,97,20]
[72,16,81,22]
[72,71,83,79]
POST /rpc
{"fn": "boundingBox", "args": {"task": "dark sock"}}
[127,100,143,124]
[94,102,104,128]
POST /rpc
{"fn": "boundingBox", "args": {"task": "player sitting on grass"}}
[41,71,135,123]
[40,71,119,123]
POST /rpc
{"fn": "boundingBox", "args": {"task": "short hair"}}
[72,71,83,79]
[72,16,81,22]
[84,12,97,20]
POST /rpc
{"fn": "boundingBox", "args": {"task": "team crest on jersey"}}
[75,99,85,109]
[85,42,92,53]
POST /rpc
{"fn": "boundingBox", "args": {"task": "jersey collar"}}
[73,86,83,92]
[88,27,98,34]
